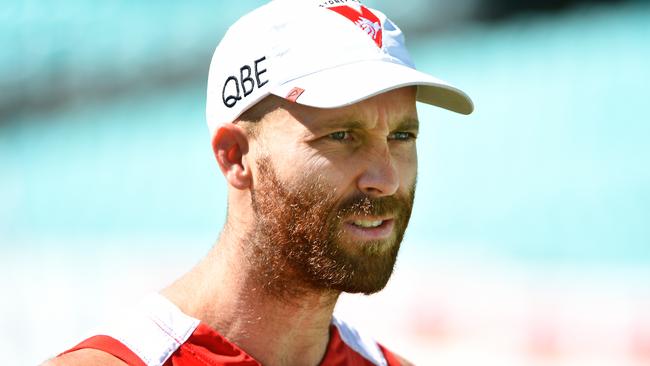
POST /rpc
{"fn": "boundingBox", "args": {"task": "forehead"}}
[262,86,418,134]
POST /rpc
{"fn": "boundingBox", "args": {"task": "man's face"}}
[244,87,419,297]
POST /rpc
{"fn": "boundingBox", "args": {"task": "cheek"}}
[254,134,306,173]
[303,152,348,185]
[395,146,418,186]
[269,144,347,188]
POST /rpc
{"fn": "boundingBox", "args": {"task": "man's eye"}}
[329,131,351,141]
[389,132,416,141]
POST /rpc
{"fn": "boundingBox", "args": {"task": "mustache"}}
[333,191,414,219]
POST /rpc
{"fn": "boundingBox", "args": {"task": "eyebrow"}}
[325,119,365,131]
[308,116,419,133]
[392,117,420,132]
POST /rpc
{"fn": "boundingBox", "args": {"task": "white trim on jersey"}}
[95,294,388,366]
[100,294,200,366]
[332,315,388,366]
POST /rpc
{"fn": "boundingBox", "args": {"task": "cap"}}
[206,0,474,135]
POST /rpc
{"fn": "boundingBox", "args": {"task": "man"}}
[49,0,472,365]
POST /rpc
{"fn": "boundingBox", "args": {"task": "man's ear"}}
[211,123,251,190]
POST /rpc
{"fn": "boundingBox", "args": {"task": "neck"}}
[161,224,340,366]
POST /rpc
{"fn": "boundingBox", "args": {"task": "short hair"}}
[235,95,288,138]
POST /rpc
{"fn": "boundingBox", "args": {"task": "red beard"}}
[245,156,415,299]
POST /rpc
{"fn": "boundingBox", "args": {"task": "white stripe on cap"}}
[332,315,388,366]
[99,294,200,366]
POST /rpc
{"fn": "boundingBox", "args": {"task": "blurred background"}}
[1,0,649,365]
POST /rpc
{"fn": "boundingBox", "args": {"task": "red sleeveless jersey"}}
[59,294,403,366]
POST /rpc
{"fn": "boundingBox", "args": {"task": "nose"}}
[357,144,399,197]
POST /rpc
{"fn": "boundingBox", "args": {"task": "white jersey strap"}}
[99,293,200,366]
[96,294,387,366]
[332,315,388,366]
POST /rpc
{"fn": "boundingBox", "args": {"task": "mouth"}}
[343,217,395,241]
[352,219,384,228]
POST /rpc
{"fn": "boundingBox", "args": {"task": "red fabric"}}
[166,323,260,366]
[60,323,401,365]
[60,335,146,366]
[326,5,383,48]
[378,344,403,366]
[319,325,379,366]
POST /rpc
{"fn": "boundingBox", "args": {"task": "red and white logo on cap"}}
[327,5,383,48]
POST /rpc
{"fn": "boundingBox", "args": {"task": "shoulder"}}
[45,294,199,366]
[41,349,128,366]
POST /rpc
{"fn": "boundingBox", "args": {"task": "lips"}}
[343,217,395,241]
[352,219,383,228]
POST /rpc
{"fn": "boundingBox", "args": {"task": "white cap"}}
[206,0,474,135]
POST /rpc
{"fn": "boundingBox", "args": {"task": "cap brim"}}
[271,60,474,115]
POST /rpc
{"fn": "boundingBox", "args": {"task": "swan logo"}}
[327,5,383,48]
[354,16,381,41]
